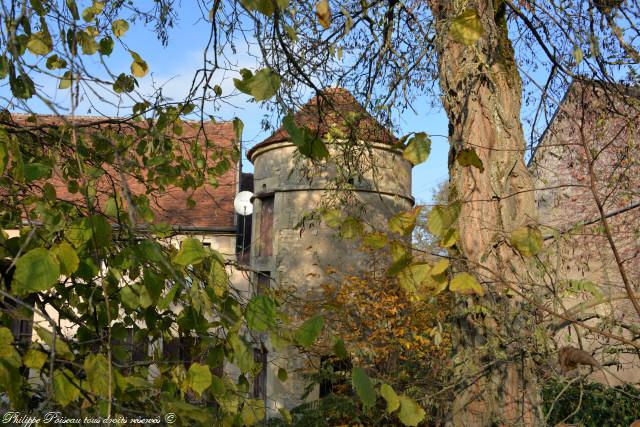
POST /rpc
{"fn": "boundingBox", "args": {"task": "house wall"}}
[530,82,640,385]
[249,140,413,413]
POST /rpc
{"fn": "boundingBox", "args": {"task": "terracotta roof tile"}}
[2,114,238,230]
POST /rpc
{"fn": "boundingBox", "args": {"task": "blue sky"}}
[5,4,548,205]
[117,8,452,204]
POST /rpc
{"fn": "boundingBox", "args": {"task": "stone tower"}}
[247,88,413,414]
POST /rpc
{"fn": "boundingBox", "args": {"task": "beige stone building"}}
[529,80,640,385]
[1,90,413,416]
[247,88,413,413]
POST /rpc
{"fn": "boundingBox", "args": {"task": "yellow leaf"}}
[510,226,543,257]
[449,272,484,296]
[388,207,421,236]
[431,259,449,276]
[316,0,331,29]
[450,9,483,46]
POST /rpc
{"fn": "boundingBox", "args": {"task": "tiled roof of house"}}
[247,87,397,161]
[2,114,239,231]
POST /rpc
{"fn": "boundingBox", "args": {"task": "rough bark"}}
[428,1,542,425]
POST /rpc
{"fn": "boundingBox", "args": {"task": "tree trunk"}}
[429,1,542,425]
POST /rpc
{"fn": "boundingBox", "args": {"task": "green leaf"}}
[380,383,400,413]
[457,148,484,172]
[450,9,483,46]
[10,71,36,99]
[58,71,73,90]
[129,50,149,78]
[0,133,7,174]
[333,338,348,359]
[173,238,207,266]
[449,272,484,296]
[52,242,79,276]
[362,231,387,249]
[113,73,136,93]
[402,132,431,165]
[440,228,458,248]
[53,369,80,407]
[13,248,60,295]
[66,0,80,20]
[241,0,275,16]
[0,326,13,345]
[352,367,376,408]
[82,6,96,21]
[427,202,460,238]
[387,254,413,278]
[340,216,363,239]
[35,327,73,359]
[398,395,426,426]
[316,0,332,29]
[187,363,212,396]
[99,36,114,55]
[27,31,52,56]
[510,226,543,257]
[431,259,449,276]
[241,398,266,426]
[282,114,329,159]
[389,207,421,236]
[228,335,255,373]
[24,162,51,181]
[67,219,93,247]
[86,215,112,248]
[0,55,8,79]
[30,0,47,16]
[208,253,228,297]
[322,209,342,228]
[278,367,288,381]
[84,354,111,397]
[295,315,324,348]
[46,54,67,70]
[78,30,98,55]
[233,117,244,143]
[210,375,226,397]
[119,285,139,310]
[23,348,47,370]
[397,262,430,295]
[278,407,293,425]
[0,327,21,369]
[112,19,129,37]
[233,68,281,101]
[246,295,277,332]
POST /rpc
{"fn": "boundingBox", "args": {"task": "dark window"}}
[252,348,267,400]
[256,271,271,296]
[258,196,274,257]
[162,335,205,367]
[112,328,148,374]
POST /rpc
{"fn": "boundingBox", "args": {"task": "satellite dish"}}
[234,191,254,216]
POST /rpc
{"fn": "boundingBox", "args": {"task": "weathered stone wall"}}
[249,140,413,413]
[530,82,640,384]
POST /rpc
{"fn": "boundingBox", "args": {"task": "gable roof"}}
[247,87,397,161]
[529,79,640,225]
[2,114,239,231]
[528,79,640,166]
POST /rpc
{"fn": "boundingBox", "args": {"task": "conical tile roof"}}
[247,88,397,161]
